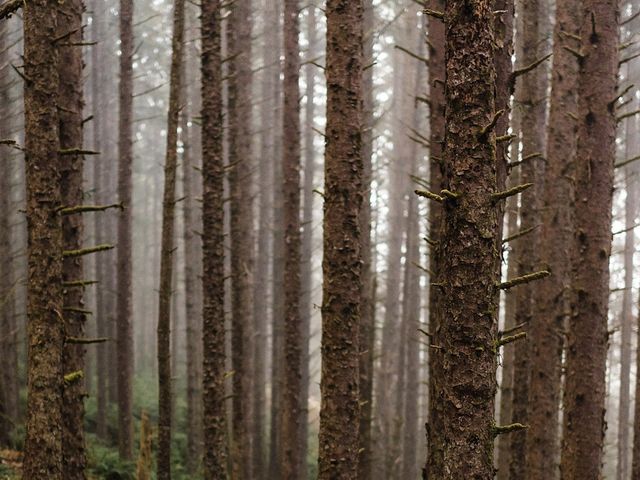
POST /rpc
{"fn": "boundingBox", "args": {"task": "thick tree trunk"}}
[526,1,579,477]
[227,2,254,475]
[116,0,134,460]
[22,1,64,477]
[156,0,185,478]
[358,0,375,476]
[201,0,228,476]
[318,1,363,478]
[425,2,501,478]
[58,0,87,476]
[560,2,618,478]
[509,2,550,477]
[281,1,302,477]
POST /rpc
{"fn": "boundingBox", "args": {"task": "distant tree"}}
[156,0,185,477]
[318,0,363,478]
[526,0,579,477]
[116,0,135,460]
[560,1,618,478]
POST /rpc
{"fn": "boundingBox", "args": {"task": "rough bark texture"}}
[425,2,500,478]
[22,1,64,478]
[318,0,363,478]
[357,0,375,476]
[281,0,302,477]
[117,0,134,460]
[509,1,549,476]
[299,5,318,478]
[201,0,227,477]
[560,2,618,479]
[58,0,87,476]
[526,1,579,477]
[156,0,185,477]
[227,1,254,475]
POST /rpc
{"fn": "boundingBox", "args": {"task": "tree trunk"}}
[318,1,363,478]
[526,1,579,477]
[117,0,134,460]
[58,0,87,476]
[358,0,375,476]
[281,0,302,477]
[156,0,185,477]
[201,0,228,476]
[227,1,254,475]
[560,2,618,478]
[253,1,278,477]
[22,1,64,477]
[425,2,501,478]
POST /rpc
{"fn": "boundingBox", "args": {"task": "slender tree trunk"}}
[90,0,109,441]
[425,2,501,478]
[22,1,64,477]
[58,0,87,476]
[358,0,375,476]
[253,1,277,476]
[526,1,579,477]
[182,10,203,468]
[299,5,318,478]
[117,0,134,460]
[201,0,227,476]
[281,1,302,477]
[227,1,254,474]
[560,2,618,478]
[156,0,185,477]
[318,0,363,478]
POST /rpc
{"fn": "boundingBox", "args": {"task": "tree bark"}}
[526,1,579,477]
[281,0,302,478]
[58,0,87,476]
[22,1,64,477]
[425,2,501,478]
[156,0,185,477]
[318,1,363,478]
[227,1,254,475]
[560,2,618,478]
[117,0,134,460]
[201,0,228,477]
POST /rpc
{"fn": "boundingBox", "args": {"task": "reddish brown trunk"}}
[281,0,303,477]
[201,0,228,476]
[227,2,254,475]
[526,0,579,477]
[425,2,501,478]
[156,0,185,477]
[22,1,64,477]
[58,0,87,476]
[116,0,134,460]
[560,2,618,478]
[318,1,363,478]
